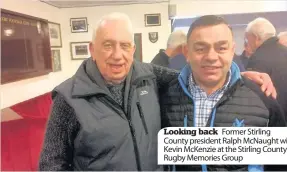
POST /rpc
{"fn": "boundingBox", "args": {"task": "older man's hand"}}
[241,71,277,99]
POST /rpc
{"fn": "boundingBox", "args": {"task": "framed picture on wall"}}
[70,17,88,33]
[145,13,161,27]
[48,22,62,47]
[70,41,90,60]
[51,49,61,72]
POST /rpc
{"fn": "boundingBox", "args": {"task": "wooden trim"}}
[1,8,48,22]
[134,33,143,62]
[1,69,52,85]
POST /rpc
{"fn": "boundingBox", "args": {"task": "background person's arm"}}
[38,94,80,171]
[150,64,179,89]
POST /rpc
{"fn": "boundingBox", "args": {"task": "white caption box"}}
[158,127,287,165]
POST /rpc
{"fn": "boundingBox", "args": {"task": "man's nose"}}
[206,48,218,61]
[112,45,123,60]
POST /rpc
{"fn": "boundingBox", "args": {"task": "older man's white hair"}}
[245,17,276,42]
[92,12,134,44]
[278,31,287,38]
[167,30,187,49]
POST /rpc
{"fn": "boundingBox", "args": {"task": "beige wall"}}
[61,3,171,63]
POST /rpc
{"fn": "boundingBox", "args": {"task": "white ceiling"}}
[40,0,169,8]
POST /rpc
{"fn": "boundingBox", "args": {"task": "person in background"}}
[168,53,187,70]
[160,15,285,172]
[159,30,253,72]
[245,18,287,131]
[278,31,287,47]
[39,12,279,171]
[234,40,253,71]
[151,30,186,67]
[232,53,245,71]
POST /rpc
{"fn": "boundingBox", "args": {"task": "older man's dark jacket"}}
[246,37,287,123]
[39,58,177,171]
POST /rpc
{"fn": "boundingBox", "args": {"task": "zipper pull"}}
[128,120,136,137]
[136,102,149,134]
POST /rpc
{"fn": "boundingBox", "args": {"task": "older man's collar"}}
[71,58,109,97]
[72,58,155,98]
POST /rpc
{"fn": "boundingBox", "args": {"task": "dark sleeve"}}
[38,94,80,171]
[233,55,244,72]
[151,55,160,64]
[242,77,286,127]
[246,57,271,74]
[151,63,179,89]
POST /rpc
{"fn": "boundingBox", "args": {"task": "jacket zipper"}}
[98,96,126,119]
[128,76,155,171]
[96,75,155,171]
[136,102,148,134]
[206,79,242,126]
[99,95,142,171]
[127,85,142,171]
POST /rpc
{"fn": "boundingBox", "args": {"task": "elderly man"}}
[151,30,186,68]
[245,18,287,126]
[39,13,278,171]
[39,12,177,171]
[160,15,285,172]
[233,41,253,71]
[278,31,287,47]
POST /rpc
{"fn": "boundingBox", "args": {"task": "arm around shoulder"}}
[150,63,179,89]
[242,77,286,127]
[38,94,80,170]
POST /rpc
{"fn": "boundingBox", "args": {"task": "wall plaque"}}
[1,9,52,84]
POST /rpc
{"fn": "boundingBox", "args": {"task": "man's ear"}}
[176,45,182,55]
[89,42,94,54]
[132,43,136,54]
[183,44,190,62]
[256,35,264,47]
[232,41,236,55]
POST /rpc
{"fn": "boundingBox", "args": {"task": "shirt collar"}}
[188,70,232,95]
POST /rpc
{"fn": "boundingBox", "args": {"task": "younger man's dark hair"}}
[187,15,232,42]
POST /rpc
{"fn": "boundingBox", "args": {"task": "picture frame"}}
[70,41,90,60]
[48,22,62,47]
[51,49,61,72]
[70,17,88,33]
[145,13,161,27]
